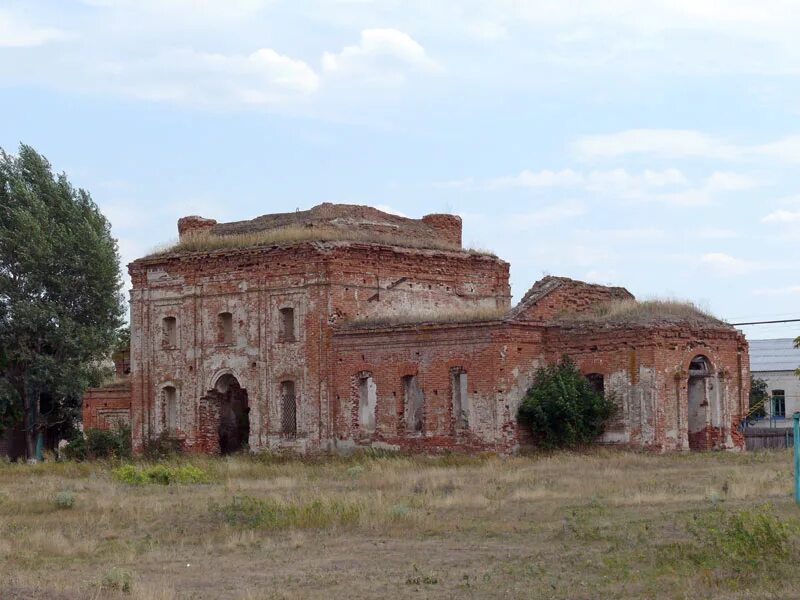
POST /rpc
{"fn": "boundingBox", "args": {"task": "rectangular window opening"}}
[280,307,296,342]
[218,312,233,344]
[162,316,177,348]
[164,387,177,433]
[280,381,297,437]
[403,375,424,433]
[772,390,786,418]
[451,369,469,429]
[359,375,377,433]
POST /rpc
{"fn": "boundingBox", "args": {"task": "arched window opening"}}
[281,381,297,437]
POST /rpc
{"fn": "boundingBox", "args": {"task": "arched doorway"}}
[687,356,714,451]
[212,374,250,455]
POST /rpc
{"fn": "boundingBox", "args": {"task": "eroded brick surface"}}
[84,204,749,455]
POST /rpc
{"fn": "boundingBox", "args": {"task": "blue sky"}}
[1,0,799,339]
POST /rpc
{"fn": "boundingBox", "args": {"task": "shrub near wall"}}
[518,358,616,449]
[63,426,131,461]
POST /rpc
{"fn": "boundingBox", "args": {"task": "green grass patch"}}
[112,464,211,485]
[212,495,363,530]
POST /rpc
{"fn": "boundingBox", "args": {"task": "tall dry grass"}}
[347,306,508,328]
[1,450,798,599]
[561,298,725,326]
[146,227,495,258]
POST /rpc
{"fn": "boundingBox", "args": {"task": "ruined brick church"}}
[83,203,750,454]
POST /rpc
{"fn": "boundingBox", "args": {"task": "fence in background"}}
[744,428,794,451]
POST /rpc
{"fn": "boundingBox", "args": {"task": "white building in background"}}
[750,339,800,425]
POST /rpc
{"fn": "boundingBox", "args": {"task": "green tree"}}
[517,357,616,449]
[748,376,769,422]
[0,144,124,460]
[795,337,800,379]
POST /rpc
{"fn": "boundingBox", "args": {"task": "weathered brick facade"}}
[84,204,749,454]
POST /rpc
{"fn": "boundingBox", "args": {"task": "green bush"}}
[54,490,75,509]
[212,495,363,530]
[518,357,616,449]
[63,425,131,461]
[141,433,184,460]
[112,464,210,485]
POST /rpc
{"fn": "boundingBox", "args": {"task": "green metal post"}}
[794,413,800,505]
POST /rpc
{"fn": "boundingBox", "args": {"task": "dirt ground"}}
[1,449,799,599]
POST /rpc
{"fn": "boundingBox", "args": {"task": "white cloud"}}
[0,9,73,47]
[464,166,753,207]
[507,202,586,228]
[97,47,319,108]
[82,0,273,20]
[705,171,759,192]
[573,129,743,161]
[762,209,800,224]
[489,169,583,189]
[433,177,476,190]
[574,129,800,166]
[322,28,440,84]
[753,285,800,296]
[700,253,759,277]
[756,135,800,164]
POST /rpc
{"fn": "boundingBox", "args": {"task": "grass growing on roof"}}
[145,227,496,258]
[559,298,726,326]
[346,306,508,329]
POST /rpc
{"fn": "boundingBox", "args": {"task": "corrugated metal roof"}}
[750,338,800,372]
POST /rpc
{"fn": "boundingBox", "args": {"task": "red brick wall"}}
[514,277,634,322]
[83,383,132,431]
[128,241,509,454]
[544,325,749,451]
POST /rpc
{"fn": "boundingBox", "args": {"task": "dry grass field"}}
[2,449,799,600]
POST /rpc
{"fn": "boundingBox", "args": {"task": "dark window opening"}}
[281,381,297,437]
[586,373,605,397]
[772,390,786,418]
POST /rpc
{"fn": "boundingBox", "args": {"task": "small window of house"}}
[162,316,177,348]
[164,386,177,432]
[403,375,424,433]
[218,312,233,344]
[772,390,786,418]
[280,381,297,437]
[358,374,377,433]
[280,307,296,342]
[451,368,469,429]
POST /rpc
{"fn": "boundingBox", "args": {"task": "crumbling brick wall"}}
[512,276,634,322]
[128,224,510,455]
[82,383,132,431]
[118,204,750,456]
[543,325,749,452]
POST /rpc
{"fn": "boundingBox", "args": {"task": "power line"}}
[732,319,800,326]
